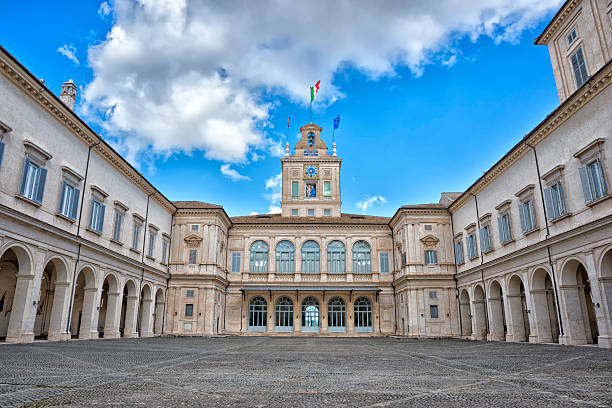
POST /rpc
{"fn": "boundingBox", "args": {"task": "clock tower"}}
[280,123,342,217]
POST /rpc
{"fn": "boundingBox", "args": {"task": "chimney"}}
[60,79,77,110]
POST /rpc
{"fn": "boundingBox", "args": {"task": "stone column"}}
[154,298,164,335]
[5,273,36,343]
[123,294,139,338]
[47,281,71,341]
[78,287,99,340]
[585,251,612,348]
[486,294,505,341]
[104,291,121,338]
[530,288,553,343]
[140,297,154,337]
[558,284,587,345]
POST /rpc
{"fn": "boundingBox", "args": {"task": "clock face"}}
[304,164,318,178]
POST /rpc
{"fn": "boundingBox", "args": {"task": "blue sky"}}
[0,1,563,217]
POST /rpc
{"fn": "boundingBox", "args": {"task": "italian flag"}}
[310,80,320,102]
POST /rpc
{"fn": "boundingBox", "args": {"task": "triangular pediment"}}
[420,234,439,248]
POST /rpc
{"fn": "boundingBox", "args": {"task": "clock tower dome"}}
[280,123,342,217]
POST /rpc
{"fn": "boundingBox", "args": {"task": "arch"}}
[275,240,295,274]
[274,296,294,332]
[459,289,472,337]
[97,273,120,338]
[249,240,269,273]
[327,241,346,274]
[69,266,97,339]
[153,288,165,335]
[42,255,70,283]
[598,246,612,279]
[301,240,320,273]
[0,246,27,340]
[353,296,373,332]
[487,280,506,341]
[530,268,559,343]
[139,284,154,337]
[301,296,320,332]
[506,274,530,342]
[472,285,487,339]
[0,242,33,276]
[248,296,268,332]
[34,257,71,340]
[353,241,371,274]
[327,296,346,332]
[119,278,139,338]
[600,249,612,339]
[559,258,598,344]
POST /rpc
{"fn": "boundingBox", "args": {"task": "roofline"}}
[534,0,573,45]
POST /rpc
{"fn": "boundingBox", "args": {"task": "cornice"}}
[535,0,578,45]
[229,223,392,230]
[175,208,232,228]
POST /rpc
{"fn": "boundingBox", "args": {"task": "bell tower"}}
[280,123,342,217]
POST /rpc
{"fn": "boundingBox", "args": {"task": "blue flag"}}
[333,115,340,130]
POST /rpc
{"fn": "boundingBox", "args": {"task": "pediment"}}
[184,233,203,248]
[420,234,439,248]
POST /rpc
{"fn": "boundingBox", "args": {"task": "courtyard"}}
[0,337,611,407]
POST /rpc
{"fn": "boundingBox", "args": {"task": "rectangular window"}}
[424,224,432,231]
[58,181,80,219]
[518,199,535,233]
[571,47,589,88]
[567,29,577,45]
[0,141,5,171]
[231,252,241,273]
[132,223,141,250]
[425,250,437,265]
[497,213,512,243]
[544,182,567,220]
[185,304,193,317]
[429,291,437,299]
[161,240,169,264]
[379,252,389,273]
[324,209,331,216]
[401,252,406,266]
[479,224,491,252]
[113,212,123,242]
[307,209,314,216]
[148,232,155,258]
[186,289,195,298]
[19,157,47,203]
[323,181,331,199]
[291,181,299,199]
[188,249,197,264]
[454,241,464,264]
[191,224,199,231]
[89,199,105,232]
[579,159,608,203]
[291,209,298,216]
[466,233,478,259]
[430,305,439,319]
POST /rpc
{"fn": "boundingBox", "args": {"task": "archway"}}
[327,297,346,333]
[487,280,506,341]
[472,285,487,340]
[0,247,29,341]
[34,258,70,340]
[459,289,472,337]
[507,275,530,342]
[70,266,97,339]
[153,288,165,335]
[98,274,120,338]
[531,268,559,343]
[274,296,294,332]
[560,259,598,344]
[248,296,268,332]
[138,284,153,337]
[301,297,320,332]
[119,279,138,338]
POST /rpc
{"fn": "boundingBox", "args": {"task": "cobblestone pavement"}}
[0,337,611,407]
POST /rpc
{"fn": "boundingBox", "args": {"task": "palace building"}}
[0,0,611,346]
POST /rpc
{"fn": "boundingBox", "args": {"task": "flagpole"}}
[310,101,312,123]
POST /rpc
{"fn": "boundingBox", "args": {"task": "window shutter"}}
[557,183,566,215]
[58,181,67,214]
[595,160,608,195]
[19,157,31,196]
[432,250,437,265]
[0,141,5,170]
[89,202,95,229]
[479,228,487,251]
[70,188,80,219]
[97,204,105,232]
[292,182,298,197]
[518,203,527,233]
[543,187,554,219]
[578,165,593,203]
[34,167,47,203]
[497,216,504,242]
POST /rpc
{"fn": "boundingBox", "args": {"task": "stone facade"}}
[0,0,611,347]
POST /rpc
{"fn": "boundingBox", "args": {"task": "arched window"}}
[327,297,346,332]
[248,297,267,332]
[275,241,295,273]
[353,241,371,274]
[301,240,320,273]
[301,297,320,332]
[249,241,268,273]
[307,132,315,147]
[354,297,373,332]
[274,296,294,332]
[327,241,345,274]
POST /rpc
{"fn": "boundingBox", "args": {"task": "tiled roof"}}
[399,203,448,209]
[173,201,223,209]
[231,213,391,225]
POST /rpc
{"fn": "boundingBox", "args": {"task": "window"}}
[430,305,439,318]
[302,240,320,273]
[567,28,577,45]
[401,252,406,266]
[518,199,536,233]
[0,140,5,171]
[58,181,79,219]
[544,182,567,220]
[132,222,141,250]
[291,209,298,216]
[147,231,156,258]
[354,297,373,332]
[113,212,123,242]
[161,239,169,264]
[353,241,371,274]
[305,182,317,198]
[248,297,267,332]
[454,240,464,264]
[579,159,608,203]
[301,297,320,331]
[327,240,345,274]
[324,209,331,216]
[274,296,294,332]
[185,304,193,317]
[425,250,437,265]
[188,249,197,264]
[249,241,268,273]
[19,157,47,203]
[429,291,437,299]
[327,297,346,332]
[497,213,512,243]
[424,224,432,231]
[89,199,105,233]
[466,232,478,259]
[191,224,199,231]
[307,132,315,147]
[186,289,195,298]
[275,240,295,273]
[570,47,589,88]
[307,209,315,216]
[323,181,331,199]
[291,181,299,199]
[479,224,491,252]
[231,252,241,273]
[380,252,390,273]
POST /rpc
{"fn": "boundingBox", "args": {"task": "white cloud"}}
[220,164,251,181]
[263,172,282,213]
[57,44,79,65]
[98,2,111,18]
[268,205,282,214]
[249,211,259,215]
[356,195,387,213]
[83,0,561,162]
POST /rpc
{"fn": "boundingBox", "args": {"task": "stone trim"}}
[573,137,605,162]
[515,184,535,198]
[535,0,579,45]
[60,165,83,182]
[23,139,52,162]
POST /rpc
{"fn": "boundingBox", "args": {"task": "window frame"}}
[570,46,589,88]
[327,240,346,274]
[301,240,320,274]
[185,303,194,317]
[430,304,439,319]
[188,249,198,265]
[379,252,390,273]
[424,249,437,265]
[352,241,372,274]
[231,252,241,273]
[249,240,269,273]
[275,240,295,274]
